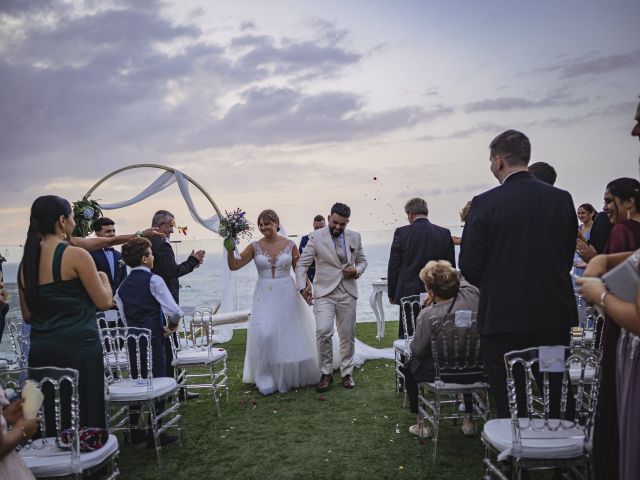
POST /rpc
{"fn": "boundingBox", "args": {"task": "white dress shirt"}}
[115,266,183,326]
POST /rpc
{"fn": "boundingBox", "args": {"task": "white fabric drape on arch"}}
[100,169,234,343]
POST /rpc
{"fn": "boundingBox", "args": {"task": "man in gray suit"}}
[295,203,367,392]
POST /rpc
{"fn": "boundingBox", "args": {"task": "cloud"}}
[418,122,507,142]
[528,101,638,128]
[0,1,437,196]
[535,49,640,79]
[464,90,587,113]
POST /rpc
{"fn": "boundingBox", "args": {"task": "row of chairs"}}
[393,294,605,479]
[2,304,231,477]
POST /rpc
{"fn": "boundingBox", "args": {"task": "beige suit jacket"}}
[295,226,367,299]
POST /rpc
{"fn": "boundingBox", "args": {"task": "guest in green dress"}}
[18,196,114,430]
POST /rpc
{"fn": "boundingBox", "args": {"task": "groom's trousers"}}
[314,284,356,377]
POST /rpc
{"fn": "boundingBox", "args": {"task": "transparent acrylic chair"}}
[394,294,421,400]
[416,311,489,462]
[3,366,120,479]
[6,320,30,369]
[170,309,229,416]
[481,346,601,480]
[100,326,181,467]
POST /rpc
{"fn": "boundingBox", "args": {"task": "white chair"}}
[1,366,120,479]
[417,311,490,462]
[101,327,181,467]
[482,346,602,480]
[171,311,229,416]
[394,295,421,398]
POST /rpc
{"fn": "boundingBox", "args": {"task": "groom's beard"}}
[330,227,343,237]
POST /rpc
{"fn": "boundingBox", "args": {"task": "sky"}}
[1,0,639,245]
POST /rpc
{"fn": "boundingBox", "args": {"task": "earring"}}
[62,232,67,241]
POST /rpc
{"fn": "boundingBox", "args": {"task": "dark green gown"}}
[28,243,105,429]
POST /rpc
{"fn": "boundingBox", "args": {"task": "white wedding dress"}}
[243,240,320,395]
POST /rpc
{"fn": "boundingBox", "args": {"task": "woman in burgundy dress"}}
[591,177,640,480]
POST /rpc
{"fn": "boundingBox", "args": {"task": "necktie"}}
[335,235,347,265]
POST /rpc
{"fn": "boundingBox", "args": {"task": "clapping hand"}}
[191,250,206,267]
[575,276,606,305]
[576,238,597,262]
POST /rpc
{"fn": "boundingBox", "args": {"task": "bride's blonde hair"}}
[257,209,280,231]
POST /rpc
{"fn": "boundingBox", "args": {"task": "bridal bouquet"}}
[219,208,253,251]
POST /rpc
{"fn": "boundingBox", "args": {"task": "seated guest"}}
[114,237,182,447]
[402,260,481,437]
[0,385,39,479]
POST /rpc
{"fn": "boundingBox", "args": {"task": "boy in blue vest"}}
[115,237,183,447]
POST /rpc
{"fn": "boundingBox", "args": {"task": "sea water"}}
[0,227,463,356]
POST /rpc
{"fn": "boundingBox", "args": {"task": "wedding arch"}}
[83,163,238,342]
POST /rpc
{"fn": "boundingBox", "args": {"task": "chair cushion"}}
[424,381,489,391]
[173,348,228,366]
[107,377,178,401]
[20,434,119,477]
[483,418,585,461]
[393,339,411,354]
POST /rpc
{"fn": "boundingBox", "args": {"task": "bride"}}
[227,209,320,395]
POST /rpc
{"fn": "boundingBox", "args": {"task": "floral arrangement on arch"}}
[219,208,253,251]
[72,197,102,238]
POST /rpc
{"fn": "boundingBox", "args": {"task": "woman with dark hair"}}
[591,177,640,480]
[578,248,640,480]
[227,209,320,395]
[18,195,113,430]
[573,203,597,277]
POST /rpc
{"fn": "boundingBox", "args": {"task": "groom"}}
[295,202,368,391]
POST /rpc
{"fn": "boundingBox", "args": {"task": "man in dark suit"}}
[149,210,205,304]
[387,197,455,338]
[90,218,128,297]
[299,215,326,283]
[459,129,578,418]
[150,210,205,399]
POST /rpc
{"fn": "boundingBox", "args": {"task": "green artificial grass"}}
[116,321,486,479]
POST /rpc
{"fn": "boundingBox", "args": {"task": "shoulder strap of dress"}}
[52,243,67,283]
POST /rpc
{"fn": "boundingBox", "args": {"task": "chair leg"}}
[148,401,163,467]
[432,392,441,463]
[209,363,221,417]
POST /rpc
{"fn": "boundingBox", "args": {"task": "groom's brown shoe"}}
[341,374,355,389]
[317,374,333,392]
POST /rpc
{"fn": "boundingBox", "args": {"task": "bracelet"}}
[599,290,609,308]
[19,425,27,439]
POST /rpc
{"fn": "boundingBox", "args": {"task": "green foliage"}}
[72,197,102,237]
[116,322,485,480]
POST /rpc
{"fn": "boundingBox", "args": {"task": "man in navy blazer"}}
[387,197,455,338]
[299,214,326,283]
[459,130,578,418]
[90,218,128,297]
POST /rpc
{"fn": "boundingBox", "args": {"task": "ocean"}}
[0,227,463,356]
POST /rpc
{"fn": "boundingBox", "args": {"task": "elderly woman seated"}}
[401,260,480,437]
